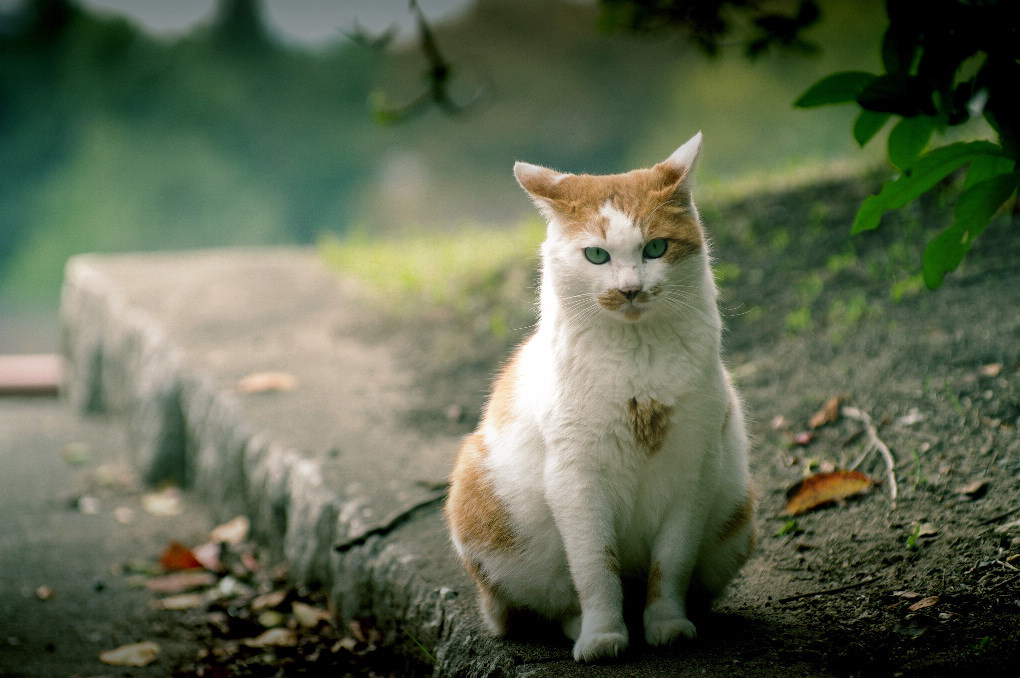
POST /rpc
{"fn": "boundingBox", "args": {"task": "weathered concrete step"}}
[58,250,527,676]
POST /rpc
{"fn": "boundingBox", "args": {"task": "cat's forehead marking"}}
[555,169,703,260]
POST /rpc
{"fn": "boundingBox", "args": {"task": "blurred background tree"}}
[11,0,1001,317]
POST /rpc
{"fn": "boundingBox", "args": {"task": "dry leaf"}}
[251,590,287,612]
[258,610,286,628]
[209,516,250,545]
[77,495,100,515]
[785,470,875,515]
[955,479,988,499]
[792,431,814,447]
[191,542,222,571]
[292,601,331,628]
[893,591,921,599]
[113,506,135,525]
[908,596,939,612]
[896,408,925,427]
[146,571,217,593]
[154,593,208,610]
[99,641,160,667]
[980,363,1003,378]
[809,396,843,429]
[158,541,204,572]
[142,487,182,516]
[61,441,91,466]
[236,371,297,394]
[242,628,297,648]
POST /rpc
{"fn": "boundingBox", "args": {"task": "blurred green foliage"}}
[1,0,890,306]
[796,0,1018,289]
[0,0,384,302]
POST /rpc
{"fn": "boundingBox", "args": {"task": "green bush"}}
[795,0,1018,289]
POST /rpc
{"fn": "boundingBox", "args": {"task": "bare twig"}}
[843,405,898,505]
[778,576,878,603]
[335,489,447,553]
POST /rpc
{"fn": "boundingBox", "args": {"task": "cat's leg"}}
[461,557,513,635]
[643,511,701,646]
[544,461,629,662]
[694,484,756,600]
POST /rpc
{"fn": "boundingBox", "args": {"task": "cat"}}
[445,132,755,663]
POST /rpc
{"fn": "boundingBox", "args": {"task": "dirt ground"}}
[399,174,1020,676]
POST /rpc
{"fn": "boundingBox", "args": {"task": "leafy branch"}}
[795,0,1018,289]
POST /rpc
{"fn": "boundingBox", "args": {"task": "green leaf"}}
[857,74,934,117]
[853,110,890,147]
[923,172,1020,289]
[852,141,1003,234]
[887,116,934,169]
[965,154,1016,190]
[906,524,920,550]
[881,25,918,74]
[795,71,876,108]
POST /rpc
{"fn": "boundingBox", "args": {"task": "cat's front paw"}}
[644,615,697,646]
[572,626,629,663]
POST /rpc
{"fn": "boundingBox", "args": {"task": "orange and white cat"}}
[445,133,754,663]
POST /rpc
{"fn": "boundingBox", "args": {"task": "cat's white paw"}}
[572,626,629,663]
[644,616,697,646]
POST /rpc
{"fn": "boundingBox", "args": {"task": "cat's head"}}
[515,133,706,324]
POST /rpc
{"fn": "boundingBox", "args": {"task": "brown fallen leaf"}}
[955,479,989,500]
[142,487,183,516]
[785,470,875,515]
[159,541,204,572]
[908,596,939,612]
[191,542,222,571]
[980,363,1003,378]
[99,640,160,667]
[236,371,297,395]
[153,593,208,610]
[146,571,217,594]
[292,601,332,628]
[242,628,298,648]
[209,516,250,545]
[251,590,287,612]
[792,431,814,447]
[809,396,844,429]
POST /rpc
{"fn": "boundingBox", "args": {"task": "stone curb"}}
[58,250,554,678]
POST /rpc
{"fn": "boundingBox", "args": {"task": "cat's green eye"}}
[584,247,610,265]
[643,238,668,259]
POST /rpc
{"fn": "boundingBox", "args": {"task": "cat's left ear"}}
[655,131,703,190]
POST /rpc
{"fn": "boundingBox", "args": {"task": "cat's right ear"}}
[514,162,569,219]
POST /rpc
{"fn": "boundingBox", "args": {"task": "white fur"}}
[453,137,752,662]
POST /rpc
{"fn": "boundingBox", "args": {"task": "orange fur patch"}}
[646,560,663,609]
[605,544,621,578]
[482,347,523,432]
[522,165,703,258]
[596,288,652,311]
[717,486,755,544]
[628,397,673,455]
[446,433,517,553]
[462,557,512,633]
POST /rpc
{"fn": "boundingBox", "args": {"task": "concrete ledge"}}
[60,248,593,677]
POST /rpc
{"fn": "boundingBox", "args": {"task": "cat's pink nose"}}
[620,286,641,300]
